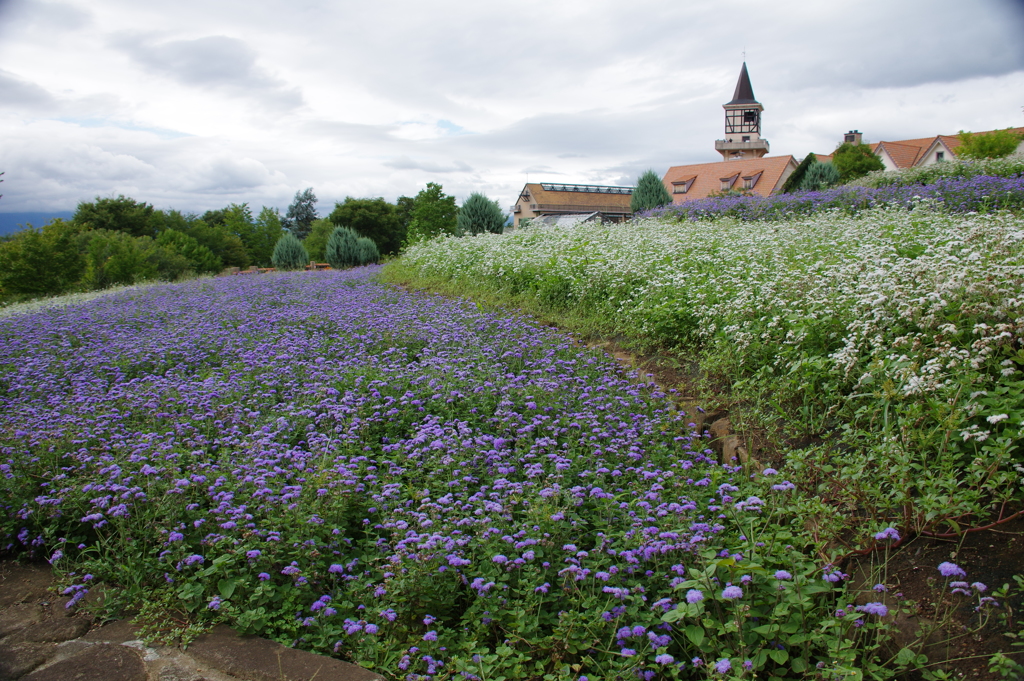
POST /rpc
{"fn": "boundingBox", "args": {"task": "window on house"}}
[936,151,945,162]
[672,178,694,194]
[741,171,762,190]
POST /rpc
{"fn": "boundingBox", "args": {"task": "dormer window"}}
[672,177,696,194]
[741,171,763,190]
[720,174,739,191]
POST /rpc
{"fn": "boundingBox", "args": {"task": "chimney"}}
[844,130,863,145]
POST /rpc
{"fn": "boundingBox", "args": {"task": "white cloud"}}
[0,0,1021,214]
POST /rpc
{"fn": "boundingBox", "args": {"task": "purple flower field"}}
[0,268,926,678]
[640,174,1024,222]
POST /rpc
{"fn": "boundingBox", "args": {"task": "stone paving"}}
[0,561,385,681]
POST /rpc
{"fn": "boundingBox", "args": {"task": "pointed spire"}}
[727,62,758,105]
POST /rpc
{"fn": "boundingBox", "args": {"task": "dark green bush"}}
[801,161,841,191]
[355,237,379,265]
[325,227,359,269]
[272,232,310,270]
[630,169,671,213]
[456,193,506,236]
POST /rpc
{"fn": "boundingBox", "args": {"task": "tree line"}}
[0,182,508,302]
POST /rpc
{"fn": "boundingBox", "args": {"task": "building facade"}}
[511,183,633,228]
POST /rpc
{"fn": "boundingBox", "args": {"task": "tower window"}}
[743,110,757,123]
[742,136,750,142]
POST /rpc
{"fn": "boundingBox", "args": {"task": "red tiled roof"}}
[662,156,797,203]
[814,127,1024,168]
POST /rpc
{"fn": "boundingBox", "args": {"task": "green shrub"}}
[801,161,841,191]
[832,142,885,182]
[271,232,309,270]
[325,227,359,269]
[355,237,379,265]
[957,128,1024,160]
[456,193,506,236]
[630,169,671,213]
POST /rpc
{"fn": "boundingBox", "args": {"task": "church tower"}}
[715,62,769,160]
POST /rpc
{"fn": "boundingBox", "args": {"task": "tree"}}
[328,197,404,255]
[72,195,161,238]
[831,142,884,182]
[325,226,359,269]
[630,170,671,213]
[0,219,85,296]
[956,128,1024,160]
[404,183,458,245]
[284,188,318,240]
[303,218,335,263]
[156,229,222,274]
[800,161,841,191]
[782,153,817,193]
[457,193,506,236]
[395,195,415,232]
[182,218,249,270]
[81,230,156,289]
[251,207,284,267]
[271,232,309,270]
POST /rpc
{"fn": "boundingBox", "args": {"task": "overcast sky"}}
[1,0,1023,216]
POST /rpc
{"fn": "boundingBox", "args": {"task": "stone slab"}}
[0,565,52,609]
[22,644,147,681]
[0,604,45,638]
[0,641,52,680]
[10,617,91,643]
[81,619,142,644]
[189,625,384,681]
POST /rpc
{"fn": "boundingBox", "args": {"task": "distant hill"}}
[0,212,75,236]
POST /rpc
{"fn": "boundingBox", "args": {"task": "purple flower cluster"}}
[641,175,1024,222]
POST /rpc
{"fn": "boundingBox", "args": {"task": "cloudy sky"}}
[1,0,1023,216]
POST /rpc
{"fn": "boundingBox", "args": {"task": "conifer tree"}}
[782,153,817,193]
[283,188,319,240]
[456,193,506,236]
[630,170,671,213]
[799,161,841,191]
[271,231,309,270]
[325,226,359,269]
[356,237,380,265]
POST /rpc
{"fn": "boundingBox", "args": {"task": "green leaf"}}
[769,649,789,665]
[661,608,684,623]
[685,625,705,648]
[895,648,916,666]
[791,658,808,673]
[218,578,237,600]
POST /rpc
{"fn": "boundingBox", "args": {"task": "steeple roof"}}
[727,62,758,105]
